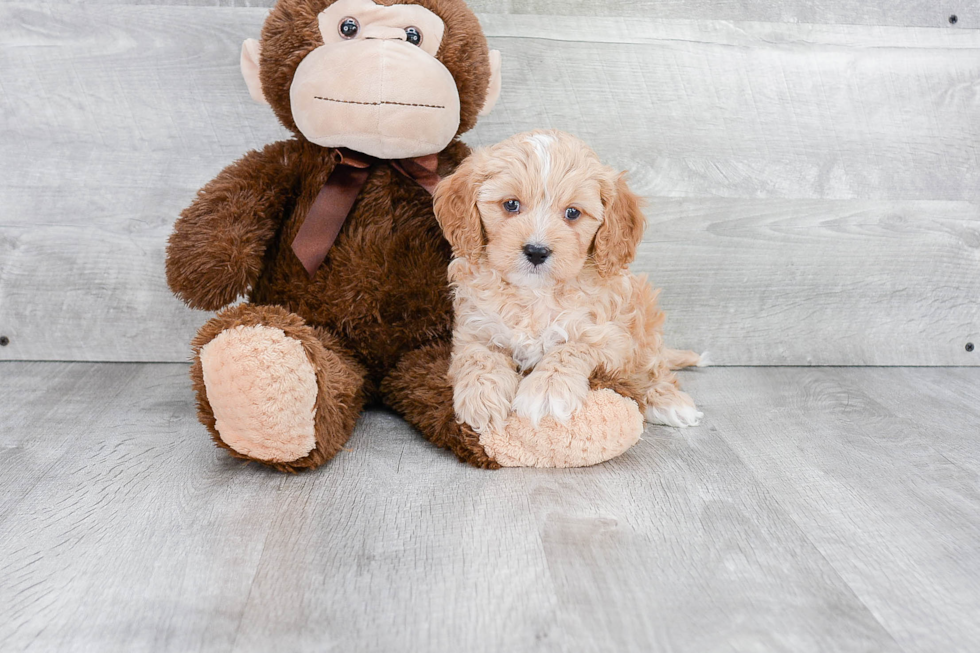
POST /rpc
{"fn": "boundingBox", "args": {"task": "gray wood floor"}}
[2,363,978,652]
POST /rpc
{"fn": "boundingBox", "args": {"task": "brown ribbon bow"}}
[291,148,442,277]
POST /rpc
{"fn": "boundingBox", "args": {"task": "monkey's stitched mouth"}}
[315,96,446,110]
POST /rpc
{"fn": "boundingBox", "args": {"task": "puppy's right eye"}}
[503,200,521,213]
[339,17,359,39]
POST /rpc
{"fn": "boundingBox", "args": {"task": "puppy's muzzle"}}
[522,244,552,267]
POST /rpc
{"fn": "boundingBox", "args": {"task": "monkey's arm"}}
[166,140,301,311]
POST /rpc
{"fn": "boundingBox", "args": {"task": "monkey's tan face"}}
[289,0,460,159]
[475,132,608,287]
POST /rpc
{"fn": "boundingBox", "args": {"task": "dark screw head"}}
[0,336,8,347]
[967,342,975,353]
[949,14,958,24]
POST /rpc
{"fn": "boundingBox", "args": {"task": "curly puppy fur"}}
[167,0,502,470]
[434,130,704,435]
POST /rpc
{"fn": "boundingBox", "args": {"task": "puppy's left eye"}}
[565,207,582,221]
[405,27,422,46]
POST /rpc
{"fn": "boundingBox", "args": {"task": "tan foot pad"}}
[200,325,318,463]
[479,389,644,468]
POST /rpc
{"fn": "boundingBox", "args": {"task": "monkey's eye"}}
[404,26,423,46]
[565,207,582,221]
[339,17,359,39]
[503,200,521,213]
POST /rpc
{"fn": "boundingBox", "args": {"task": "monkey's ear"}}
[478,50,503,117]
[593,171,646,276]
[433,157,485,261]
[241,39,269,105]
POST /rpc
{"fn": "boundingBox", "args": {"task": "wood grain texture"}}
[229,410,898,652]
[698,367,980,653]
[473,16,980,202]
[644,199,980,366]
[843,366,980,474]
[0,4,978,364]
[3,363,979,651]
[0,362,142,521]
[0,363,294,652]
[0,362,942,652]
[6,0,976,29]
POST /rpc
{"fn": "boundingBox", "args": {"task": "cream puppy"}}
[433,130,704,436]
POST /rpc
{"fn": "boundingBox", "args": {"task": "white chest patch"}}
[468,293,589,372]
[510,321,569,371]
[454,260,608,375]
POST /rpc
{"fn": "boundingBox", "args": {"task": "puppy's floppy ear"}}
[433,157,485,261]
[593,171,646,276]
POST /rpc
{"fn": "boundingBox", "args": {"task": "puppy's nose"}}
[522,244,552,267]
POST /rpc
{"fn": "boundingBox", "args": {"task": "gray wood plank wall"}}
[1,0,974,29]
[0,2,977,365]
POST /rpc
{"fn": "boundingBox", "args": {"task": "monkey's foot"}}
[200,324,319,464]
[479,389,644,468]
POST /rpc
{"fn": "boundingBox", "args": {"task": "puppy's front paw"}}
[512,370,590,426]
[644,387,703,428]
[454,371,518,435]
[645,404,704,428]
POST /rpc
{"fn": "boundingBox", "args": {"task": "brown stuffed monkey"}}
[166,0,644,472]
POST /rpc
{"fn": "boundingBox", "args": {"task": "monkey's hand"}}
[166,141,300,311]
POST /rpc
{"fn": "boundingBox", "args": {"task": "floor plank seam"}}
[706,423,911,652]
[228,507,279,653]
[0,365,145,530]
